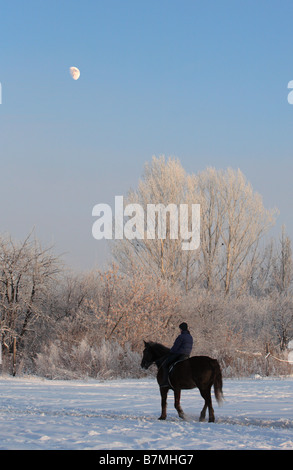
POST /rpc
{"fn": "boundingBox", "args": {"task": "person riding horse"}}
[161,322,193,387]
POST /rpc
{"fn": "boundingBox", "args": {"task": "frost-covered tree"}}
[270,226,292,294]
[113,158,277,294]
[190,167,277,293]
[0,233,60,368]
[112,155,200,289]
[81,264,181,348]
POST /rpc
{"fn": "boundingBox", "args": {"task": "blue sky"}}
[1,0,293,270]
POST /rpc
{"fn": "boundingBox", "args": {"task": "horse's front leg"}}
[158,387,169,420]
[174,389,185,419]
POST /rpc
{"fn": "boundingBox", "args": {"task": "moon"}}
[69,66,80,80]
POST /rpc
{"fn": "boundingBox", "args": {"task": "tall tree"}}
[271,226,292,294]
[112,158,277,294]
[191,167,277,293]
[0,233,60,364]
[112,155,200,289]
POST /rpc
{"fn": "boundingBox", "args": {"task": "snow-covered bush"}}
[34,338,145,380]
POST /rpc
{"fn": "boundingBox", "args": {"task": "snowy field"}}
[0,375,293,450]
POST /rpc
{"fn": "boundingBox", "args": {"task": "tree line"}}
[1,156,293,378]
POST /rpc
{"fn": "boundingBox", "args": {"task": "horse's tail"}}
[212,359,224,405]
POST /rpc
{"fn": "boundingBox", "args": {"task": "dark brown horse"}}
[141,341,223,422]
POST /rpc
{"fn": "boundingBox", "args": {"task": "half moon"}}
[69,66,80,80]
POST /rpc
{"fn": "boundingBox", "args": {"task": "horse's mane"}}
[148,341,170,356]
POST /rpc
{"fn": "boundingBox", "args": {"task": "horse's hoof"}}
[158,416,166,420]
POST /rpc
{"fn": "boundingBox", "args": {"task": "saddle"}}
[168,355,189,375]
[163,355,189,388]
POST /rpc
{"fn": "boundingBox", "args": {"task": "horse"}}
[141,341,223,422]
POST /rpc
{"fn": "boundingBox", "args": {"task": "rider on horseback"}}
[161,322,193,387]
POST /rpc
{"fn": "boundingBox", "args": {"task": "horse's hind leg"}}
[159,387,169,420]
[199,400,207,422]
[174,389,185,419]
[199,387,215,423]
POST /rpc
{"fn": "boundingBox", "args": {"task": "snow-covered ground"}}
[0,374,292,450]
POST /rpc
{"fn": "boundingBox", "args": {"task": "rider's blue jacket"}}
[170,330,193,356]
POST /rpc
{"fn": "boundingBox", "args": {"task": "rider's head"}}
[179,322,188,331]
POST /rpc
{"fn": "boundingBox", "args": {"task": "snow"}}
[0,375,293,450]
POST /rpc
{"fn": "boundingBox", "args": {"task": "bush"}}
[34,338,146,380]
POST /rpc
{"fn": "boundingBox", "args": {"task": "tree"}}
[258,227,293,351]
[191,167,277,293]
[271,226,292,294]
[0,232,60,370]
[112,158,277,295]
[187,167,224,290]
[267,294,293,351]
[112,155,200,289]
[250,227,293,297]
[81,264,181,348]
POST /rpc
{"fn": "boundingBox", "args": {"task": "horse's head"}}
[141,341,155,369]
[141,340,170,369]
